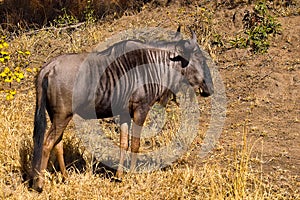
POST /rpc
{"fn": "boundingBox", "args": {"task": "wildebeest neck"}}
[73,46,181,119]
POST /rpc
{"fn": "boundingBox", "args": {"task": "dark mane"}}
[96,38,181,59]
[96,39,144,55]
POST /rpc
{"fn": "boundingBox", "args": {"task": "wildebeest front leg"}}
[130,107,149,172]
[116,115,131,179]
[116,123,129,178]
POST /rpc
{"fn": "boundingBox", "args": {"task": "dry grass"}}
[0,1,299,199]
[0,95,292,199]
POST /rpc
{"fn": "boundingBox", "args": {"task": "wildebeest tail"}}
[32,71,49,172]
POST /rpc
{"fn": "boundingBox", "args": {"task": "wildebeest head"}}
[170,28,214,97]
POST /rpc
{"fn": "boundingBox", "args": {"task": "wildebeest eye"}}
[194,52,202,57]
[193,48,201,54]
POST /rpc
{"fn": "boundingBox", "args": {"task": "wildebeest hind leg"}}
[54,140,68,181]
[34,116,71,191]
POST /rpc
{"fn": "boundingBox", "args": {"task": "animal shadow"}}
[19,137,119,188]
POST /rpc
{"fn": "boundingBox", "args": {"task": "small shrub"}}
[52,8,79,27]
[231,1,281,53]
[84,0,97,24]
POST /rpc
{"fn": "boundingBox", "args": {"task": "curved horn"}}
[182,27,197,51]
[174,25,182,41]
[176,25,181,33]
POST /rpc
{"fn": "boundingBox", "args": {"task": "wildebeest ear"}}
[170,55,189,68]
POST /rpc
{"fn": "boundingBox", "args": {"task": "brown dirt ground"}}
[227,17,299,170]
[193,13,300,193]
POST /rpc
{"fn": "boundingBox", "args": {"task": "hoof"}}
[31,180,43,193]
[31,186,43,193]
[111,176,122,183]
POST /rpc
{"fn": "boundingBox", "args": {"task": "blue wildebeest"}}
[31,27,214,192]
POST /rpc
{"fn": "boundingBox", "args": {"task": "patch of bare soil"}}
[233,16,298,169]
[192,13,299,192]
